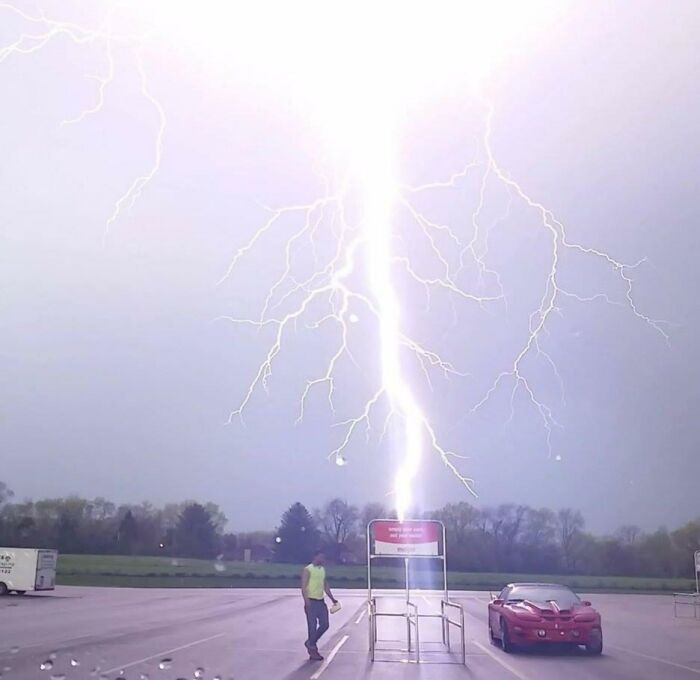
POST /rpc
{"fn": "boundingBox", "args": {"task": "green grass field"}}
[56,554,695,593]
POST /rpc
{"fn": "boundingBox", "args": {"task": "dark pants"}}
[305,599,329,648]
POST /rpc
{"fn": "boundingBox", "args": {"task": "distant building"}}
[229,545,273,563]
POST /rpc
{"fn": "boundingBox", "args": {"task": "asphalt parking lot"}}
[2,587,700,679]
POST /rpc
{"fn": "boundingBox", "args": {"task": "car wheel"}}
[0,583,8,597]
[586,629,603,655]
[488,620,497,645]
[500,619,514,653]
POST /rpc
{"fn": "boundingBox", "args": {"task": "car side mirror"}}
[492,598,504,605]
[581,600,592,607]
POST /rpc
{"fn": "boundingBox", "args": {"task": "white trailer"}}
[0,548,58,595]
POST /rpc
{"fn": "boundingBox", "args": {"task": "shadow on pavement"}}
[0,593,76,603]
[509,643,605,659]
[280,659,319,680]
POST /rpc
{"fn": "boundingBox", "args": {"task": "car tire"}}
[586,629,603,656]
[500,619,514,653]
[0,582,8,597]
[488,621,497,645]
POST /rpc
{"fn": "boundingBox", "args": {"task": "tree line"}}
[274,498,700,579]
[0,482,698,578]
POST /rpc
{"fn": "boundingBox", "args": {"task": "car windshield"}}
[506,586,581,608]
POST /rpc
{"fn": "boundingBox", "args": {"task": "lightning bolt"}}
[464,100,668,456]
[0,2,165,241]
[219,93,667,520]
[2,2,669,521]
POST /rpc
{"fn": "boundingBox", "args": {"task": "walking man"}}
[301,549,338,660]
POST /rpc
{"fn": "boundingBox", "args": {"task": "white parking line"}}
[310,634,349,680]
[101,633,225,675]
[0,633,98,656]
[608,644,700,675]
[355,608,367,624]
[472,640,529,680]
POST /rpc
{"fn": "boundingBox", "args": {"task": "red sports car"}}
[488,583,603,655]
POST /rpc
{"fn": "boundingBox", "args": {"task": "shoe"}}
[309,650,324,661]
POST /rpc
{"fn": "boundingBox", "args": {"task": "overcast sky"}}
[1,1,698,533]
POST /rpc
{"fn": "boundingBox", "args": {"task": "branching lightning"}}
[218,99,668,520]
[0,2,165,241]
[1,1,669,520]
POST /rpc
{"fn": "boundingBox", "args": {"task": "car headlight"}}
[537,630,546,638]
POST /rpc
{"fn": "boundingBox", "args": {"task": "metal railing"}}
[673,592,700,619]
[369,597,421,663]
[368,596,466,665]
[366,520,467,665]
[369,598,377,659]
[406,601,420,663]
[673,551,699,620]
[441,599,467,665]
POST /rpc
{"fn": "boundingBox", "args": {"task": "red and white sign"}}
[371,520,440,557]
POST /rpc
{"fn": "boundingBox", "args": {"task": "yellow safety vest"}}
[305,564,325,600]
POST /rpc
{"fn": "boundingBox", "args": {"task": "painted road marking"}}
[355,607,367,624]
[310,634,349,680]
[0,633,98,656]
[608,644,700,675]
[472,641,529,680]
[222,647,364,655]
[101,633,225,675]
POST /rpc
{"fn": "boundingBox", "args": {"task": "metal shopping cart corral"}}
[673,549,700,619]
[367,519,466,665]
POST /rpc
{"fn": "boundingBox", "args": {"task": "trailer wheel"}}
[0,583,8,596]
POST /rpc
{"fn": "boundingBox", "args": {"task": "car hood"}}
[505,600,598,618]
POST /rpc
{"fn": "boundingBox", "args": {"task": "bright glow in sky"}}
[2,0,696,533]
[135,0,567,518]
[139,0,571,519]
[135,0,566,156]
